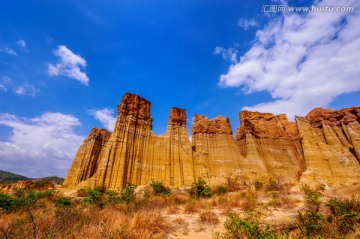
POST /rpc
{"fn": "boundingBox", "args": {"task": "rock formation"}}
[63,128,110,188]
[63,93,360,190]
[235,111,303,185]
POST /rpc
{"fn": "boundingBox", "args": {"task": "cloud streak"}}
[0,112,84,178]
[214,46,238,63]
[88,108,116,131]
[237,18,259,31]
[0,47,17,56]
[14,83,38,96]
[219,0,360,120]
[16,39,26,48]
[48,45,89,85]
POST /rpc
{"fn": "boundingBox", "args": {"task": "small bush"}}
[253,181,263,191]
[150,180,171,197]
[166,194,187,205]
[241,190,258,212]
[105,190,117,197]
[105,190,122,204]
[0,189,54,212]
[268,192,291,208]
[216,213,279,239]
[190,177,212,198]
[54,197,72,207]
[120,182,137,204]
[199,211,219,224]
[84,188,103,206]
[266,178,283,191]
[76,188,87,197]
[327,197,360,234]
[225,177,241,192]
[0,193,22,211]
[215,186,228,195]
[297,187,328,238]
[31,178,55,190]
[184,199,200,213]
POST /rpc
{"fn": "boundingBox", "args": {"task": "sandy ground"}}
[58,184,360,239]
[164,191,306,239]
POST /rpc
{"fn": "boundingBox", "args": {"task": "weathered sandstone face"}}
[80,93,154,189]
[62,128,110,188]
[192,115,243,185]
[305,107,360,128]
[298,107,360,188]
[150,107,194,186]
[63,93,360,190]
[236,111,303,185]
[236,111,298,140]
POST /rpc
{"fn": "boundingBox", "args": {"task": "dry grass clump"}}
[268,192,299,209]
[223,177,242,192]
[173,217,188,225]
[0,198,171,239]
[128,211,171,238]
[172,217,189,235]
[241,189,258,211]
[131,195,168,213]
[199,211,219,224]
[228,192,242,207]
[166,194,188,205]
[167,205,180,214]
[184,198,202,213]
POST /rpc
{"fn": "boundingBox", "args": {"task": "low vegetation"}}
[0,179,359,239]
[150,180,171,197]
[190,177,213,198]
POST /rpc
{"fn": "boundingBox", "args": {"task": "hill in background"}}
[0,170,28,183]
[0,170,64,184]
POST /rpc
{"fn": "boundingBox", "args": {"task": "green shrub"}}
[84,188,103,206]
[120,182,137,204]
[218,213,280,239]
[83,197,94,204]
[105,190,117,197]
[150,180,171,197]
[105,190,122,204]
[54,197,72,207]
[0,193,22,211]
[297,187,327,238]
[327,197,360,234]
[0,189,54,212]
[190,177,212,198]
[215,186,228,195]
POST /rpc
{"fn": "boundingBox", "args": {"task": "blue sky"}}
[1,0,359,177]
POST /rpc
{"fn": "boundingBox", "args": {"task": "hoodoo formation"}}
[63,93,360,190]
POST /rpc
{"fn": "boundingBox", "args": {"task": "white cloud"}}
[0,76,11,92]
[48,45,89,85]
[214,46,238,63]
[88,108,116,131]
[16,39,26,48]
[0,112,84,177]
[14,83,38,96]
[0,47,17,56]
[219,0,360,120]
[237,18,259,31]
